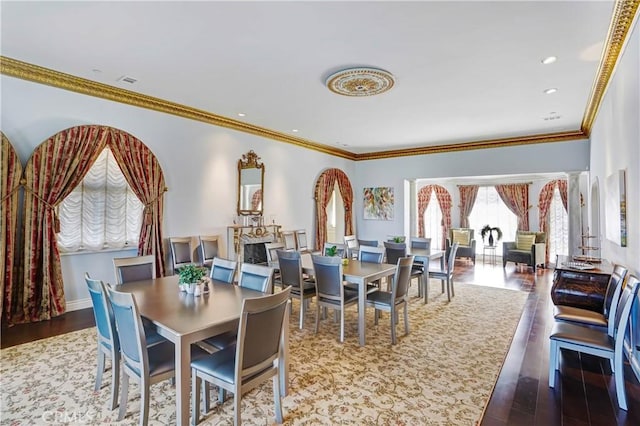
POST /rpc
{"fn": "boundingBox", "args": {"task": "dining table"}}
[406,248,445,304]
[116,275,289,425]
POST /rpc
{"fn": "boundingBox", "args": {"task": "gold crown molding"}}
[581,0,639,135]
[0,56,355,160]
[354,131,587,161]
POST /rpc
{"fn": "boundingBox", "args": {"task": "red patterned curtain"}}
[433,185,452,250]
[251,189,262,210]
[458,185,479,228]
[108,128,167,278]
[19,126,108,323]
[538,180,561,265]
[495,183,530,231]
[314,168,354,251]
[1,133,23,323]
[417,185,434,237]
[557,179,568,210]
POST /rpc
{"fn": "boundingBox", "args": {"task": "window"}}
[57,147,143,252]
[468,186,518,256]
[423,190,443,249]
[548,186,569,260]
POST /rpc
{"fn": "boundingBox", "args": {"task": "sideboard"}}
[551,255,613,312]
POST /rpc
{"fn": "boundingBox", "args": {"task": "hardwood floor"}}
[1,261,638,425]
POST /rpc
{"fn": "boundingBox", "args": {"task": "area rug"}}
[0,283,527,425]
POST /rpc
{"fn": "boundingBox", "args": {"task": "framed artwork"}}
[363,187,394,220]
[604,169,627,247]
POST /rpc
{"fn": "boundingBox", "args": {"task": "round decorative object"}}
[326,67,395,97]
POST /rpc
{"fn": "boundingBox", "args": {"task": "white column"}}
[567,172,582,257]
[409,180,417,237]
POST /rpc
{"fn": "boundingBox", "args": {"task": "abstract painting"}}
[363,187,394,220]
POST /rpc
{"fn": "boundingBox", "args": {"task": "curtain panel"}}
[495,183,530,231]
[433,186,452,250]
[251,189,262,210]
[417,185,434,237]
[458,185,479,228]
[314,168,354,251]
[538,179,568,265]
[1,134,23,323]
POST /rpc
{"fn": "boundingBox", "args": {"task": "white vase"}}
[179,283,187,292]
[187,283,196,294]
[194,285,202,297]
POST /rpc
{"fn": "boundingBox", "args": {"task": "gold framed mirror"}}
[237,150,264,216]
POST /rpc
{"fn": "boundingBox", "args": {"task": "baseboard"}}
[66,298,92,312]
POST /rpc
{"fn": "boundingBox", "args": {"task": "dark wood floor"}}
[2,261,638,425]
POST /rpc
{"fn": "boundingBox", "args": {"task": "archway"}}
[314,168,354,251]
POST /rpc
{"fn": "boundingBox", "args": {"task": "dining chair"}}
[113,255,156,285]
[428,242,459,302]
[344,235,359,259]
[277,250,316,329]
[553,264,628,336]
[294,229,310,252]
[357,239,378,247]
[209,257,237,283]
[106,287,208,425]
[351,245,385,293]
[198,235,220,269]
[169,236,194,274]
[190,288,291,426]
[410,237,431,250]
[280,230,297,251]
[85,273,120,410]
[549,274,639,411]
[312,255,359,343]
[238,263,274,293]
[323,242,346,258]
[265,242,285,287]
[366,256,414,344]
[384,241,423,296]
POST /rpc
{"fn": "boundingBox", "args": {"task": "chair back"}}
[312,255,344,303]
[198,235,219,268]
[238,263,274,293]
[236,288,291,379]
[384,241,407,265]
[210,257,237,283]
[612,275,640,350]
[294,230,308,251]
[276,250,304,289]
[323,242,346,258]
[106,287,148,379]
[357,239,378,247]
[603,264,628,319]
[113,255,156,285]
[446,242,460,272]
[410,237,431,250]
[392,256,415,302]
[265,242,285,263]
[344,235,359,258]
[85,273,118,351]
[280,230,297,251]
[358,245,385,264]
[169,237,193,272]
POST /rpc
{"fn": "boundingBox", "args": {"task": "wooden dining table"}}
[116,275,289,425]
[406,248,445,304]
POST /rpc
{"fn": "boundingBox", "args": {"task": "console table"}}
[551,255,613,312]
[227,224,282,263]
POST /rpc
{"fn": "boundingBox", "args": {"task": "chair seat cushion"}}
[549,322,614,352]
[202,330,237,351]
[366,291,394,308]
[191,345,237,384]
[291,279,316,294]
[344,283,378,294]
[553,306,607,328]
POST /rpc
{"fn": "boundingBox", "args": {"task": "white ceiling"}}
[0,1,615,154]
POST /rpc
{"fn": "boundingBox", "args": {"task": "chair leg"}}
[403,302,409,336]
[273,372,284,423]
[548,341,558,387]
[614,351,628,410]
[424,278,430,304]
[390,307,397,345]
[109,352,120,410]
[218,387,226,404]
[233,390,241,426]
[314,304,320,335]
[445,278,451,302]
[140,380,150,426]
[299,297,305,330]
[450,276,455,298]
[95,350,105,391]
[118,373,129,421]
[374,309,379,325]
[203,380,211,413]
[339,308,345,343]
[192,374,201,425]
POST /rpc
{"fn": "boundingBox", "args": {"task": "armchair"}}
[445,228,476,264]
[502,231,546,273]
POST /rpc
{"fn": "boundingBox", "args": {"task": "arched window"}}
[468,186,518,256]
[423,190,443,249]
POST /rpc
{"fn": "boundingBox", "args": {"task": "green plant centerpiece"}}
[178,264,206,294]
[480,225,503,247]
[393,236,405,243]
[325,245,338,257]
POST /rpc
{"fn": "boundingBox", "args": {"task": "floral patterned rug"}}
[1,283,527,425]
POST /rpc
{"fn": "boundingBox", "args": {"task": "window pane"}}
[423,190,443,249]
[549,186,568,260]
[468,186,518,256]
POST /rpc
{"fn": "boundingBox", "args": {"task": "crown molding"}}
[354,130,588,161]
[581,0,640,135]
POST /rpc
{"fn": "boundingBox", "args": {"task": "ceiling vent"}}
[117,75,138,84]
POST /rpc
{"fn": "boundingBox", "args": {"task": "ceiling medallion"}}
[326,67,395,97]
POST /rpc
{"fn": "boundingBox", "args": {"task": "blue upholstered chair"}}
[277,249,316,329]
[209,257,237,283]
[428,242,459,302]
[238,263,274,293]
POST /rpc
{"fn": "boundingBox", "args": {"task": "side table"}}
[483,245,497,265]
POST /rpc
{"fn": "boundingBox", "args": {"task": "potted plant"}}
[480,225,503,247]
[178,264,207,294]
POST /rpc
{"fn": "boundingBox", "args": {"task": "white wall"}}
[1,75,354,304]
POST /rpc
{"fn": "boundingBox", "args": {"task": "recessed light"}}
[544,88,558,94]
[117,75,138,84]
[292,129,299,133]
[237,113,246,117]
[541,56,557,65]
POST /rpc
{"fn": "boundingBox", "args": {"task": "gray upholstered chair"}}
[238,263,274,293]
[410,237,431,250]
[190,288,291,426]
[265,242,285,287]
[106,287,207,425]
[428,242,459,302]
[366,256,414,344]
[209,257,237,283]
[357,239,379,247]
[445,228,476,264]
[384,241,423,296]
[198,235,219,269]
[344,235,359,259]
[113,254,156,284]
[502,231,546,272]
[549,274,639,411]
[553,264,628,336]
[169,236,193,274]
[277,250,316,329]
[312,255,359,342]
[349,245,384,293]
[280,230,297,251]
[294,229,309,252]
